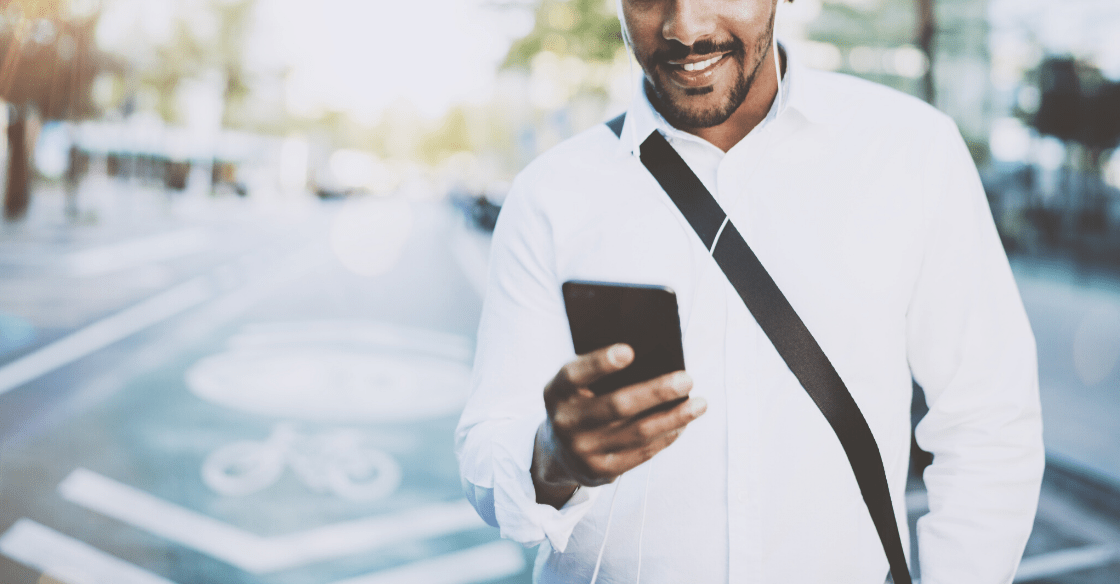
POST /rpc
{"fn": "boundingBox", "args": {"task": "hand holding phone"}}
[530,282,707,508]
[562,280,687,396]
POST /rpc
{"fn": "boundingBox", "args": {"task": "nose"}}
[662,0,717,48]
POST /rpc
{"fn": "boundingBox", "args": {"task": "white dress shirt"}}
[456,44,1044,584]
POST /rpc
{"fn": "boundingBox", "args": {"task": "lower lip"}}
[665,55,730,88]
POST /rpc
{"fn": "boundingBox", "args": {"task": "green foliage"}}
[503,0,623,69]
[419,107,473,164]
[138,0,255,127]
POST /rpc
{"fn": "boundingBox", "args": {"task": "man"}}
[456,0,1044,582]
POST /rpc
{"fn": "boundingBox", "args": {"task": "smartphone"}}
[562,280,686,396]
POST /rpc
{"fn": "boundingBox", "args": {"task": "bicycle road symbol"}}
[202,422,402,501]
[185,321,473,423]
[188,321,473,500]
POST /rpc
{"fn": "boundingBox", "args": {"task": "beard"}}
[642,19,774,129]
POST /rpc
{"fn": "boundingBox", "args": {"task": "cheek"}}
[621,9,657,47]
[620,14,661,68]
[722,1,775,32]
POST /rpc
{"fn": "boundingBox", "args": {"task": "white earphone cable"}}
[589,473,625,584]
[772,13,784,114]
[616,0,642,158]
[634,457,655,584]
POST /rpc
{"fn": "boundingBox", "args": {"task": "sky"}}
[92,0,1120,125]
[96,0,537,122]
[251,0,539,121]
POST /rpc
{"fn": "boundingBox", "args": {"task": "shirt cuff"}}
[492,414,602,552]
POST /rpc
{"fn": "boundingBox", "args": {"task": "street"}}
[0,180,1118,583]
[0,182,529,584]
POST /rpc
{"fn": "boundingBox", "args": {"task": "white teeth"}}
[682,55,723,72]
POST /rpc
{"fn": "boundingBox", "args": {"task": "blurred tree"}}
[806,0,921,95]
[1031,56,1120,156]
[502,0,621,69]
[1080,75,1120,155]
[213,0,253,128]
[130,0,256,128]
[0,0,116,119]
[808,0,994,151]
[1029,56,1120,231]
[420,107,472,164]
[1033,57,1081,144]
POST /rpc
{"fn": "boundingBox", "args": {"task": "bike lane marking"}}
[0,518,178,584]
[0,518,525,584]
[67,229,210,277]
[328,540,526,584]
[58,468,489,574]
[0,242,326,400]
[0,277,213,396]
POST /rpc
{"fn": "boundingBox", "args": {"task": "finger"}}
[554,344,634,393]
[580,370,692,424]
[582,424,690,480]
[596,396,707,452]
[565,396,705,460]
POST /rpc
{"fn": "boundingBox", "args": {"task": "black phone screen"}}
[562,280,686,395]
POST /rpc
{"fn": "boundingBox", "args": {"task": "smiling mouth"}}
[670,53,727,72]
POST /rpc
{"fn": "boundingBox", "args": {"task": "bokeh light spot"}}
[1072,304,1120,387]
[329,197,414,278]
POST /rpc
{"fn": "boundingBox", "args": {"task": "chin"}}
[656,85,744,129]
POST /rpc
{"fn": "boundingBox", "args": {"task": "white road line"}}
[230,320,473,363]
[0,518,178,584]
[0,277,212,397]
[1014,545,1119,582]
[68,229,209,276]
[329,540,526,584]
[59,468,489,574]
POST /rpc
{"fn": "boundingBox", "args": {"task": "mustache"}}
[651,37,744,63]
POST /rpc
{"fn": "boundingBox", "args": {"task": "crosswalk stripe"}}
[0,518,178,584]
[328,540,526,584]
[1,518,524,584]
[59,468,489,573]
[0,277,212,396]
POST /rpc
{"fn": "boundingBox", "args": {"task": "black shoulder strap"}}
[606,113,626,138]
[608,113,911,584]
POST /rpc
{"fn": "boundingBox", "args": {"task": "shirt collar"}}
[614,39,827,157]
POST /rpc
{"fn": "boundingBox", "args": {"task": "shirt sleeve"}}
[454,174,603,551]
[906,116,1045,584]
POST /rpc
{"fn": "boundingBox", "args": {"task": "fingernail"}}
[689,397,708,416]
[608,344,632,366]
[673,372,692,392]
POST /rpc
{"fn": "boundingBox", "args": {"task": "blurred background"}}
[0,0,1117,582]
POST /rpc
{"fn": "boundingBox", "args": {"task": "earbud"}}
[772,4,784,113]
[615,0,642,158]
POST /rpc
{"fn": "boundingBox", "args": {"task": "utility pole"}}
[917,0,936,105]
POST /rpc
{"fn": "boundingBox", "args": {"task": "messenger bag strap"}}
[607,114,911,584]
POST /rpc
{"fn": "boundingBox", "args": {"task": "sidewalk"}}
[1010,252,1120,488]
[0,178,320,364]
